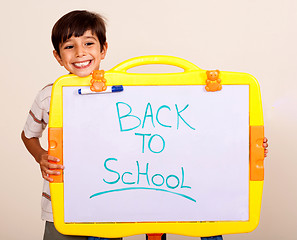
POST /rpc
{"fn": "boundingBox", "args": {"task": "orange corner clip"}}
[205,70,222,92]
[90,70,107,92]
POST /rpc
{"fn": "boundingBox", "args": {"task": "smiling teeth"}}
[74,61,91,67]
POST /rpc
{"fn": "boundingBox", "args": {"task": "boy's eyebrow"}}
[83,36,98,41]
[60,36,98,46]
[60,38,72,46]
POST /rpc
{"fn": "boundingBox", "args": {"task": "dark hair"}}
[51,10,106,56]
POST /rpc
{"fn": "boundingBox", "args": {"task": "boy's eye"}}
[85,42,94,46]
[64,45,74,49]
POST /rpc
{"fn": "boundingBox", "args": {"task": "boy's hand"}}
[38,152,64,182]
[21,131,64,182]
[263,137,268,158]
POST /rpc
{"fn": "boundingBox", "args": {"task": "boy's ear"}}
[100,42,108,59]
[53,50,64,66]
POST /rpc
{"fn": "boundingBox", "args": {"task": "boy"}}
[21,9,269,240]
[21,10,111,240]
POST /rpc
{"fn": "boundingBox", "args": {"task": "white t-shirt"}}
[23,84,53,222]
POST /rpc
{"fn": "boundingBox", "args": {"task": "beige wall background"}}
[1,0,296,239]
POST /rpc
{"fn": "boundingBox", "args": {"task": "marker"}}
[78,85,124,95]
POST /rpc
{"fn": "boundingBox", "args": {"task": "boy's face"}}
[53,30,107,77]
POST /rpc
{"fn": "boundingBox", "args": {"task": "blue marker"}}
[78,85,124,95]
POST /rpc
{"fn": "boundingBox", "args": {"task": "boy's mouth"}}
[73,60,92,68]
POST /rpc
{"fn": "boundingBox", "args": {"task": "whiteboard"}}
[63,85,249,223]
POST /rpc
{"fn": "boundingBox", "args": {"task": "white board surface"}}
[63,85,249,223]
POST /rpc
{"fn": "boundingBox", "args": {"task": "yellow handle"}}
[109,55,201,73]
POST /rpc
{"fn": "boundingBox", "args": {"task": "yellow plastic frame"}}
[48,55,264,237]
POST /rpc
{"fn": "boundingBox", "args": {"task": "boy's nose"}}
[75,45,86,57]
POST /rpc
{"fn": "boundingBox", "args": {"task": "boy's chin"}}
[72,68,100,78]
[72,71,92,78]
[76,73,91,78]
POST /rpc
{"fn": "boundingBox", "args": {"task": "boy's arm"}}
[21,131,64,182]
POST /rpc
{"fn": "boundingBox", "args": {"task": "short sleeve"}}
[23,84,52,139]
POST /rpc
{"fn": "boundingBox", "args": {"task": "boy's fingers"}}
[42,172,53,182]
[263,142,268,148]
[40,157,63,170]
[262,137,268,148]
[46,169,61,176]
[48,163,64,170]
[47,155,60,162]
[264,149,268,158]
[40,163,64,176]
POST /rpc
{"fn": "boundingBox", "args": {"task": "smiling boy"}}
[53,29,107,78]
[21,10,113,240]
[21,9,269,240]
